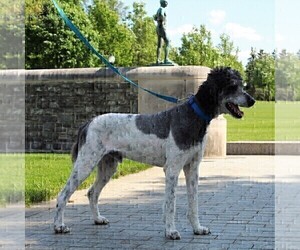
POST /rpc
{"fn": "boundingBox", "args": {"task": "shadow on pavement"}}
[26,174,277,249]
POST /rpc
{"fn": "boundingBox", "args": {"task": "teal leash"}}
[52,0,180,104]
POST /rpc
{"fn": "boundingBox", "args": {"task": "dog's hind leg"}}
[54,143,105,234]
[87,151,122,225]
[183,154,210,236]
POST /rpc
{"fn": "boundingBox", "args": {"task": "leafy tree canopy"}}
[126,2,157,66]
[88,0,135,66]
[25,0,99,69]
[171,25,244,76]
[275,50,300,101]
[0,0,24,69]
[245,48,300,101]
[245,48,275,101]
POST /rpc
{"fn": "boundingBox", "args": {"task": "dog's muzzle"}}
[226,92,255,119]
[245,92,255,107]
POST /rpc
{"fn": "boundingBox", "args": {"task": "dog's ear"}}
[195,80,219,116]
[205,81,219,101]
[197,79,219,100]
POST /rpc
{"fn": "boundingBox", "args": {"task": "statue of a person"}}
[154,0,172,65]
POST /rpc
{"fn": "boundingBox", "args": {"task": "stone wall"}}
[0,71,25,152]
[25,68,138,152]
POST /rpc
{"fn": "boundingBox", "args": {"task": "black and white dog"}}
[54,67,255,240]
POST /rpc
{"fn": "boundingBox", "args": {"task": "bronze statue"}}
[154,0,173,65]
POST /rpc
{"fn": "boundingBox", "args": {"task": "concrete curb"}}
[227,141,300,155]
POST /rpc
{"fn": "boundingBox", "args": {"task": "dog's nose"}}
[247,95,255,107]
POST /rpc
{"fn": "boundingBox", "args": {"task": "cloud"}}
[225,22,262,41]
[168,24,194,36]
[209,10,226,25]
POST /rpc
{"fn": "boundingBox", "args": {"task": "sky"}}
[122,0,300,65]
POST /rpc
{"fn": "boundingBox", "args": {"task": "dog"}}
[54,67,255,240]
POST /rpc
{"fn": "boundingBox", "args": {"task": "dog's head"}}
[195,67,255,119]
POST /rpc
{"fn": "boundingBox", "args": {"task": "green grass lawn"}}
[226,101,300,141]
[226,101,275,141]
[0,154,24,206]
[25,154,150,206]
[275,102,300,140]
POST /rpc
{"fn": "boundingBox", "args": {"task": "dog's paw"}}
[54,225,70,234]
[94,216,109,225]
[165,230,181,240]
[193,226,211,235]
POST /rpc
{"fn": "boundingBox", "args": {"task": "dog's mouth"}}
[226,102,244,119]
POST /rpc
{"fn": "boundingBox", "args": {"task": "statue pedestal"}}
[127,66,227,158]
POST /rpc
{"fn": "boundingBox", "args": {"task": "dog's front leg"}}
[164,164,182,240]
[183,156,210,235]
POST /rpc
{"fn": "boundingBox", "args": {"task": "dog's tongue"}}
[227,102,244,118]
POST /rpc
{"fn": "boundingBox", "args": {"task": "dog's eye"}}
[243,83,250,90]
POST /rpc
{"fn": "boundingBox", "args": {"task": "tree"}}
[216,34,244,76]
[25,0,99,69]
[178,25,218,67]
[245,49,275,101]
[88,0,135,66]
[176,25,243,75]
[276,50,300,100]
[0,0,25,69]
[126,2,156,66]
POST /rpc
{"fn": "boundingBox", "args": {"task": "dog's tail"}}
[71,120,92,163]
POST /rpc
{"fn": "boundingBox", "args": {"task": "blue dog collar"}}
[188,96,212,123]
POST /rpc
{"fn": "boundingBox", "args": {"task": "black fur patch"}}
[135,102,208,150]
[170,103,208,150]
[135,110,171,139]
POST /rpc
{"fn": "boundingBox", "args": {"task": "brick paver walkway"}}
[26,156,275,249]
